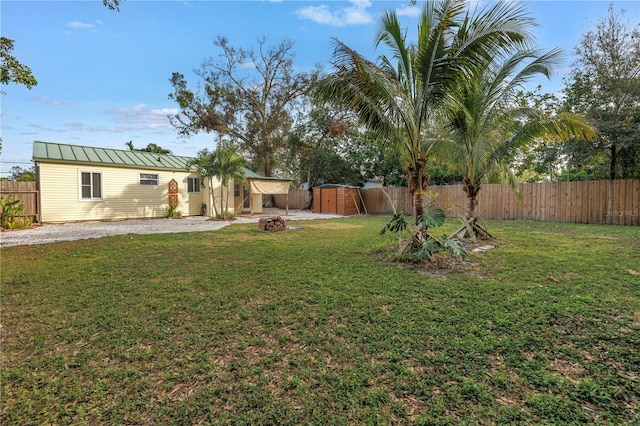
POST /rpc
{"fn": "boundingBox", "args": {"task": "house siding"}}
[38,162,216,222]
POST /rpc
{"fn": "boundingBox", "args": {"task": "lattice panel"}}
[168,179,179,195]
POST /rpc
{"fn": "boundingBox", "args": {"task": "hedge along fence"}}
[275,179,639,226]
[0,181,40,223]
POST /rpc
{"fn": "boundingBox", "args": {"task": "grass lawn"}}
[1,217,638,425]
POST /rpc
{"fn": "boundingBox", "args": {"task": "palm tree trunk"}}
[220,185,224,219]
[456,182,493,240]
[224,183,230,216]
[463,180,480,238]
[466,194,478,233]
[413,189,425,225]
[408,159,427,227]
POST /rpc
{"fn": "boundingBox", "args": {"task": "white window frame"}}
[78,170,103,201]
[187,177,201,194]
[139,173,159,186]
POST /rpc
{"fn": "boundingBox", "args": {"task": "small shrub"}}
[164,204,182,218]
[3,216,32,230]
[380,204,467,263]
[1,195,30,229]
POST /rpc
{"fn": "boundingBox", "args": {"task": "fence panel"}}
[273,190,307,210]
[0,181,39,223]
[277,180,638,226]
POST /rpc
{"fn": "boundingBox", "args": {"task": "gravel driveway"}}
[0,209,343,247]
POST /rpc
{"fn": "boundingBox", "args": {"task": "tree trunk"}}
[610,144,617,180]
[224,183,230,217]
[306,189,313,211]
[220,185,224,219]
[413,189,425,226]
[466,194,478,231]
[407,159,427,227]
[209,188,218,218]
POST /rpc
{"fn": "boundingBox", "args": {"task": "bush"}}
[0,195,31,229]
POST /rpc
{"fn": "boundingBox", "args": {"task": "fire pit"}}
[258,216,286,232]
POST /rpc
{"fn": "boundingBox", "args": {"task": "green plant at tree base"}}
[221,211,235,220]
[164,204,182,218]
[380,204,466,262]
[0,194,31,229]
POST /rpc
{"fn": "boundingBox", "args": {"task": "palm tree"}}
[186,149,220,218]
[216,146,246,218]
[314,0,541,234]
[439,50,597,239]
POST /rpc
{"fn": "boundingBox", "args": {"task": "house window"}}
[187,177,201,193]
[79,171,102,200]
[234,183,241,197]
[140,173,159,186]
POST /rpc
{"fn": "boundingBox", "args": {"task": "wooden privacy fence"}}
[0,181,39,223]
[275,179,639,226]
[274,190,308,210]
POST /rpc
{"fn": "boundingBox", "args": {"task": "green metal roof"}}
[33,141,193,171]
[32,141,290,180]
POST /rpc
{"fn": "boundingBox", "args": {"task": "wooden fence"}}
[274,190,308,210]
[0,181,39,223]
[275,179,639,226]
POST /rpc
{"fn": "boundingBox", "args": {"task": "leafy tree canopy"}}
[563,3,640,179]
[8,166,36,182]
[102,0,122,11]
[169,36,320,178]
[0,37,37,93]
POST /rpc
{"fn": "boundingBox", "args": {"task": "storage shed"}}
[313,184,362,215]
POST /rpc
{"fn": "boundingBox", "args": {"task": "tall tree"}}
[439,49,596,239]
[285,107,361,207]
[169,37,320,177]
[313,0,542,232]
[563,4,640,179]
[1,37,37,93]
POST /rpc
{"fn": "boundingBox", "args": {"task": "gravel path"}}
[0,209,343,247]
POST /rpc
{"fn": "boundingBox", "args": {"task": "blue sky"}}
[1,0,638,176]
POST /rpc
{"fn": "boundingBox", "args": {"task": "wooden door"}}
[321,188,337,214]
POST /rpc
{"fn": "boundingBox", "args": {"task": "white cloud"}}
[295,0,373,27]
[33,96,74,106]
[396,5,421,17]
[66,20,103,30]
[27,123,66,133]
[67,21,96,29]
[65,122,85,131]
[106,104,178,130]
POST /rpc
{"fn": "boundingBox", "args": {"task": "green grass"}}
[2,217,639,425]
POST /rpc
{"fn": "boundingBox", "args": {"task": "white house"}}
[32,141,291,223]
